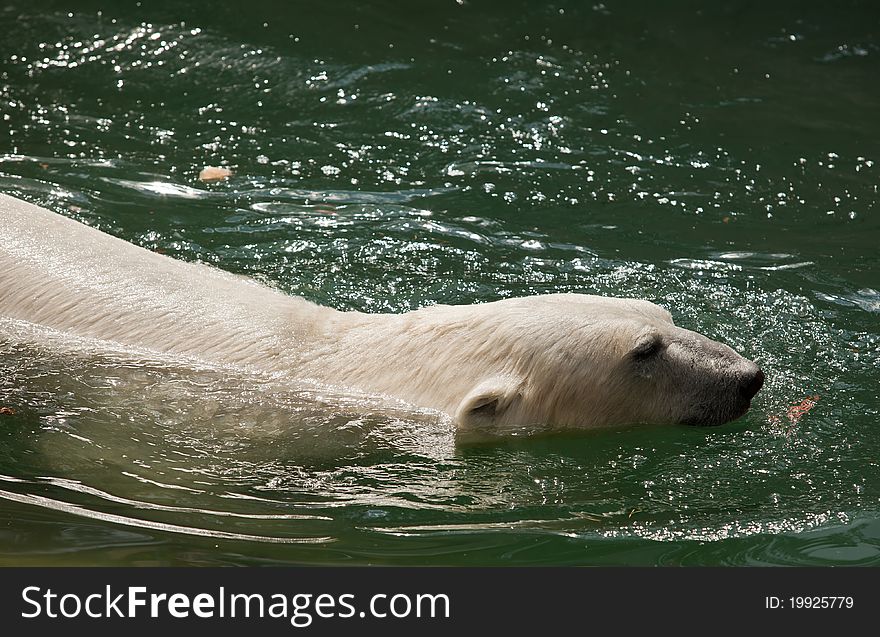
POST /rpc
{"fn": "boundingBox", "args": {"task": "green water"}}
[0,0,878,566]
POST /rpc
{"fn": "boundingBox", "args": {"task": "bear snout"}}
[739,366,765,400]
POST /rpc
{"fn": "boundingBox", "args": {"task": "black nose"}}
[741,368,765,399]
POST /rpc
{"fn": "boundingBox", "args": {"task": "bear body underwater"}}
[0,193,763,432]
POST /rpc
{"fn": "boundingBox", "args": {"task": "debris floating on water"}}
[786,395,820,423]
[768,395,820,428]
[198,166,233,182]
[0,406,15,416]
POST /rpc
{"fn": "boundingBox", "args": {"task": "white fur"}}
[0,193,761,431]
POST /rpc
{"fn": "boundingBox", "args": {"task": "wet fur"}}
[0,193,761,431]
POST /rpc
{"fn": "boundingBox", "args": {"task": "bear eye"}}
[631,335,662,360]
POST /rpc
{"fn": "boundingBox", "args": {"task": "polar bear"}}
[0,193,763,432]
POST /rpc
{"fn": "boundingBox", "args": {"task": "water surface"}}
[0,0,878,565]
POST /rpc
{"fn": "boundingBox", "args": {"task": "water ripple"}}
[1,0,878,565]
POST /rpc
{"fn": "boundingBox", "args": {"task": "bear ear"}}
[455,375,522,429]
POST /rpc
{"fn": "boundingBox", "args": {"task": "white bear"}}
[0,193,763,432]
